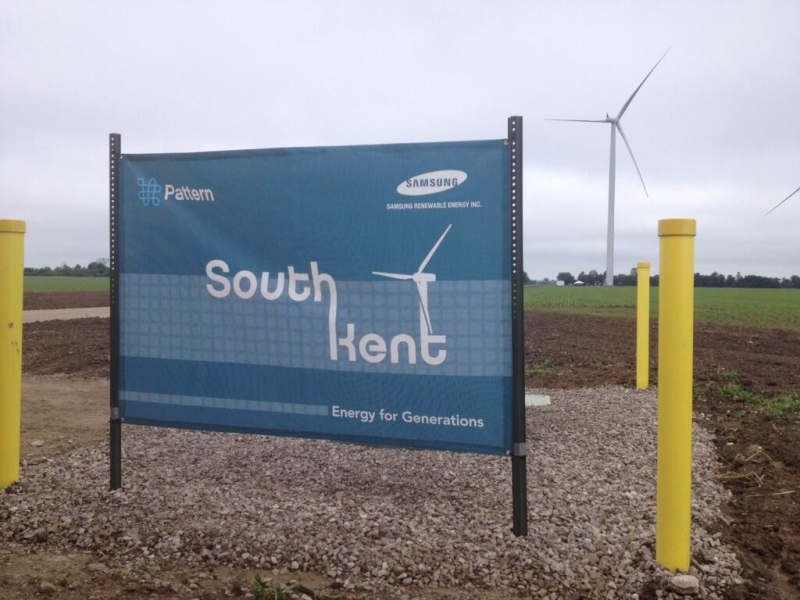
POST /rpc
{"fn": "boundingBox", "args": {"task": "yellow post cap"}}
[637,261,650,269]
[658,219,696,237]
[0,220,26,234]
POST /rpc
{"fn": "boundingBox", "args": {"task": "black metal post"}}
[109,133,122,490]
[508,116,528,536]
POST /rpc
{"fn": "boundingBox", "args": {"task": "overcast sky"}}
[1,1,798,280]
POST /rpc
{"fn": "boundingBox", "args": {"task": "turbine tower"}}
[764,185,800,216]
[373,224,452,334]
[549,50,669,286]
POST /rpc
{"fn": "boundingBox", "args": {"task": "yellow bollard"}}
[636,261,651,390]
[0,220,26,489]
[656,219,696,572]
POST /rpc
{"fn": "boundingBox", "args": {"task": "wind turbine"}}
[373,224,452,335]
[549,50,669,286]
[764,186,800,216]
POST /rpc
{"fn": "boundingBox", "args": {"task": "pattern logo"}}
[138,178,163,207]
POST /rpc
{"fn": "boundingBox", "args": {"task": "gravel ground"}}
[1,387,742,599]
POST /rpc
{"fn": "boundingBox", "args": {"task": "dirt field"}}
[4,291,799,599]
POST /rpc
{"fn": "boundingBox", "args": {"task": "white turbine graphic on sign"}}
[373,224,452,335]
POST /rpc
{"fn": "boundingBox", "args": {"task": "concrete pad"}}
[525,393,551,407]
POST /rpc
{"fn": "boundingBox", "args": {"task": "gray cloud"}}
[1,0,797,278]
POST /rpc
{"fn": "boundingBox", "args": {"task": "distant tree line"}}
[551,269,800,289]
[23,261,800,289]
[690,272,800,289]
[25,259,109,277]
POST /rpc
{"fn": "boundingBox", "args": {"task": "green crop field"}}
[524,286,799,331]
[20,277,798,330]
[24,276,109,293]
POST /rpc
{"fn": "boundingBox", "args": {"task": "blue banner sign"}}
[118,140,512,454]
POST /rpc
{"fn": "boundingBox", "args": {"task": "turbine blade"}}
[372,271,413,280]
[617,48,670,120]
[546,118,608,123]
[416,281,433,335]
[418,224,452,273]
[615,122,648,197]
[764,185,800,217]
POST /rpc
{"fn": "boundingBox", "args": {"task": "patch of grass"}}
[703,371,800,419]
[757,393,800,417]
[24,276,109,293]
[249,575,315,600]
[717,371,761,404]
[525,364,558,377]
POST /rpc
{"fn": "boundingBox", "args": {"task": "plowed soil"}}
[13,291,800,599]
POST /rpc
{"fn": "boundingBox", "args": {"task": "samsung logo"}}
[397,170,467,196]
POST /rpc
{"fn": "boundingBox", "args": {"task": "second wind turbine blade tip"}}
[764,185,800,216]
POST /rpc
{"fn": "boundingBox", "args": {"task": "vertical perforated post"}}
[109,134,122,490]
[509,116,528,537]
